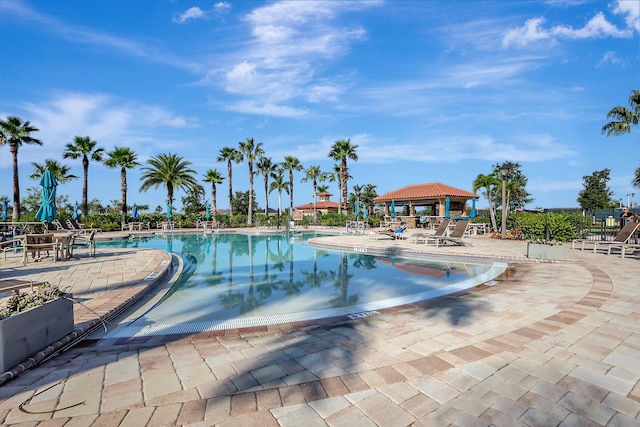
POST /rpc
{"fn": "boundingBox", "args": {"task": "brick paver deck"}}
[0,228,639,426]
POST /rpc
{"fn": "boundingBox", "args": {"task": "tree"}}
[139,153,201,206]
[30,159,78,183]
[181,186,206,214]
[217,147,243,215]
[328,139,358,211]
[0,116,42,220]
[577,169,614,216]
[602,89,640,138]
[203,169,224,214]
[361,183,378,217]
[634,166,640,189]
[301,165,327,222]
[269,169,290,227]
[63,136,105,216]
[256,156,277,216]
[104,146,140,222]
[489,161,533,211]
[238,138,264,226]
[281,156,303,216]
[473,173,500,231]
[231,190,258,216]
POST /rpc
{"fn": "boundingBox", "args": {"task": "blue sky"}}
[1,0,639,213]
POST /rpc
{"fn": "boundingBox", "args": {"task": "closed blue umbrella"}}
[205,202,211,220]
[362,204,367,219]
[167,204,172,219]
[35,170,58,223]
[444,196,450,219]
[354,200,359,219]
[73,201,79,220]
[132,203,139,220]
[390,199,396,218]
[470,197,477,218]
[1,199,7,221]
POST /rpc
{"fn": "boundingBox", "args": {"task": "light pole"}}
[500,163,510,239]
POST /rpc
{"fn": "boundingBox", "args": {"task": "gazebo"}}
[373,182,478,228]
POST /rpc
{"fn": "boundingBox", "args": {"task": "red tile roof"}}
[374,182,477,202]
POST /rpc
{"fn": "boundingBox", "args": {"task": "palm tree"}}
[473,173,500,232]
[238,138,264,226]
[331,164,342,213]
[256,156,278,216]
[139,153,201,206]
[602,89,640,138]
[30,159,78,183]
[317,184,329,194]
[269,169,290,228]
[633,166,640,189]
[104,147,140,222]
[63,136,105,216]
[281,156,303,216]
[217,147,243,215]
[0,116,42,220]
[203,169,224,214]
[328,139,358,211]
[301,165,326,222]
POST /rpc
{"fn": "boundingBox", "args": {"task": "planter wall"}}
[527,243,565,261]
[0,297,74,372]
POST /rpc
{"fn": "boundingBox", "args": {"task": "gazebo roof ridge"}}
[374,182,477,202]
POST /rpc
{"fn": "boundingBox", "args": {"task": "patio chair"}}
[571,221,639,253]
[22,233,59,265]
[69,218,101,234]
[423,220,470,247]
[71,230,96,257]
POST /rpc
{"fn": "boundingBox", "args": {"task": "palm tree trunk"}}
[11,147,20,221]
[228,162,233,215]
[120,167,127,223]
[487,194,498,231]
[264,175,269,216]
[248,162,254,226]
[341,160,348,211]
[82,157,89,216]
[212,187,218,214]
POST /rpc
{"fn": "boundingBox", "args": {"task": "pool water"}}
[100,233,506,337]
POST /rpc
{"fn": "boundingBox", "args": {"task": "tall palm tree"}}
[281,156,303,216]
[317,184,329,194]
[301,165,326,221]
[104,146,140,222]
[256,156,278,216]
[63,136,105,216]
[269,169,290,227]
[238,138,264,226]
[473,173,500,232]
[203,169,224,214]
[217,147,243,215]
[0,116,42,220]
[328,139,358,211]
[602,89,640,138]
[633,166,640,189]
[139,153,201,206]
[30,159,78,183]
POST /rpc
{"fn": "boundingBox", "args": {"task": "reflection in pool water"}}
[100,233,506,337]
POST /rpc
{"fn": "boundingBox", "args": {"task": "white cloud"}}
[174,7,206,24]
[502,9,632,48]
[10,92,197,166]
[612,0,640,32]
[173,2,232,24]
[597,50,623,67]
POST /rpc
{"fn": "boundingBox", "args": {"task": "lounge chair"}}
[53,219,74,232]
[572,222,639,253]
[423,220,470,247]
[410,219,451,243]
[374,225,407,240]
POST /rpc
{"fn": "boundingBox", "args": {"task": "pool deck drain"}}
[0,229,639,426]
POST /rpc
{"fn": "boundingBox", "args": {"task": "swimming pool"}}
[101,233,506,337]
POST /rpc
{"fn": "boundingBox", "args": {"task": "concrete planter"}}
[527,243,565,260]
[0,296,74,372]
